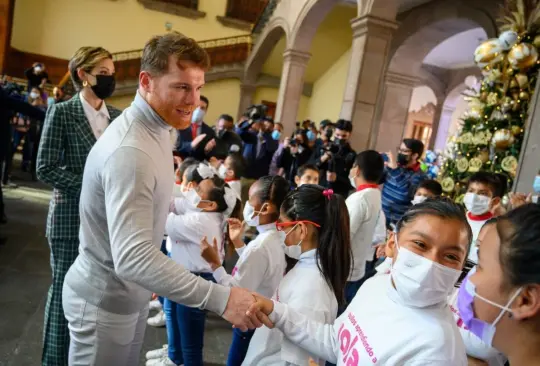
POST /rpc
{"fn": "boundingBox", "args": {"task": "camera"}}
[324,127,333,140]
[320,143,340,155]
[238,104,268,130]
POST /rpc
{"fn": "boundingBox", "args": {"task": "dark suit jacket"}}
[175,122,216,160]
[36,93,122,239]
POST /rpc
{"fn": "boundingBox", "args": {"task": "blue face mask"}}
[271,130,281,140]
[534,175,540,193]
[306,130,316,142]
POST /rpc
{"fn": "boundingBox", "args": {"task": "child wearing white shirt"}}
[249,198,474,365]
[147,163,239,366]
[213,152,245,199]
[200,175,290,366]
[243,185,352,366]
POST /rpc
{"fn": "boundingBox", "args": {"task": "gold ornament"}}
[519,91,530,100]
[459,132,474,144]
[473,132,486,145]
[509,79,519,89]
[501,156,518,175]
[477,150,489,163]
[491,129,515,149]
[487,92,499,106]
[533,35,540,49]
[511,125,522,135]
[501,96,513,112]
[484,68,502,82]
[468,158,483,173]
[441,177,455,193]
[456,158,469,173]
[508,43,539,70]
[491,110,506,121]
[474,39,504,68]
[480,91,489,101]
[515,73,529,88]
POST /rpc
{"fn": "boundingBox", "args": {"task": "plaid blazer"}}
[37,93,122,239]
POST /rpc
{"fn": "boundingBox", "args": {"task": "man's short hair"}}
[200,95,209,108]
[297,164,319,178]
[418,179,443,196]
[335,119,353,132]
[263,116,274,125]
[219,114,234,123]
[141,32,210,76]
[354,150,384,183]
[403,138,424,157]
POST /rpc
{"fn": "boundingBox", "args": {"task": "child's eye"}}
[414,241,427,249]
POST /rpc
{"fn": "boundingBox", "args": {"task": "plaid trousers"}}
[42,238,79,366]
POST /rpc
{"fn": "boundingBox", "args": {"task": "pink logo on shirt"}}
[449,305,469,330]
[232,267,238,276]
[337,312,378,365]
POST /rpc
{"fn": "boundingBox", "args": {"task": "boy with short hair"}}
[345,150,384,305]
[411,179,443,205]
[294,164,320,187]
[463,172,506,263]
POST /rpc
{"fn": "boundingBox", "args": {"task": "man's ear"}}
[294,176,301,186]
[139,71,153,92]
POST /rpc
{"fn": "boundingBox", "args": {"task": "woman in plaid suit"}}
[36,46,122,366]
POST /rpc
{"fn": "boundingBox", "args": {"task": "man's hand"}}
[222,287,261,331]
[386,151,397,169]
[205,138,216,153]
[200,236,221,271]
[227,218,246,248]
[327,171,337,183]
[191,134,207,149]
[246,293,275,329]
[283,137,291,149]
[321,152,331,163]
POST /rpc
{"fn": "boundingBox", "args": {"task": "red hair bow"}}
[322,189,334,199]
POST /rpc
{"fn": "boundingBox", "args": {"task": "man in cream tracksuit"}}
[62,32,259,365]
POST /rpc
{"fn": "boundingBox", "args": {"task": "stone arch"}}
[244,17,289,85]
[388,0,498,76]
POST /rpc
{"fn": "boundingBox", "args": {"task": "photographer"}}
[312,119,356,197]
[25,62,49,92]
[276,128,313,186]
[215,114,243,154]
[236,105,278,180]
[314,119,333,150]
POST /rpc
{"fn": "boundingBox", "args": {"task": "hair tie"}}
[322,189,334,199]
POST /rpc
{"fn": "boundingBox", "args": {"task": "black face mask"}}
[397,153,410,166]
[90,74,116,100]
[334,137,347,146]
[218,129,228,139]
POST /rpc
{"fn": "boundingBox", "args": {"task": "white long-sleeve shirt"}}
[268,273,467,365]
[165,196,225,273]
[345,187,382,281]
[243,249,338,366]
[64,92,229,315]
[213,223,286,298]
[448,288,507,365]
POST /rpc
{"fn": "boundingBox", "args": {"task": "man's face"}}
[140,57,205,130]
[334,129,350,144]
[263,121,274,133]
[398,143,418,164]
[295,169,319,187]
[199,99,208,112]
[218,119,234,132]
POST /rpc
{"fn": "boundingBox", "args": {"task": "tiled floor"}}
[0,175,233,366]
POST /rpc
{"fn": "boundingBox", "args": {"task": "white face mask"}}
[191,107,205,123]
[30,91,39,99]
[243,202,267,227]
[391,235,462,307]
[34,66,42,73]
[412,195,428,205]
[283,223,302,259]
[463,192,491,216]
[218,164,228,179]
[185,189,212,212]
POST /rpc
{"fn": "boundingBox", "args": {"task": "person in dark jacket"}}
[238,116,278,180]
[175,95,216,160]
[25,62,49,92]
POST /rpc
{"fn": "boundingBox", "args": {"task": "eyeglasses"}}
[275,220,321,232]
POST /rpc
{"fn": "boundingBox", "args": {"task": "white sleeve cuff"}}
[212,266,227,283]
[269,300,286,325]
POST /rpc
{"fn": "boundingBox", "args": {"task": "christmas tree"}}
[438,0,540,201]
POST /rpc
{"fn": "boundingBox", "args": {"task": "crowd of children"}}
[141,140,540,366]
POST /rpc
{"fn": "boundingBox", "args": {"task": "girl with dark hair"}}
[149,163,239,366]
[243,185,352,365]
[247,198,472,365]
[457,204,540,365]
[200,175,290,366]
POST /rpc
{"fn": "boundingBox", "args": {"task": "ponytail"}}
[281,185,352,306]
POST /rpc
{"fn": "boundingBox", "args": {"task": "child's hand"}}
[228,218,246,248]
[246,293,275,328]
[208,156,221,169]
[201,236,221,271]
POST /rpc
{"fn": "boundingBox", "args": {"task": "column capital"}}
[282,49,311,67]
[350,15,398,39]
[385,71,419,88]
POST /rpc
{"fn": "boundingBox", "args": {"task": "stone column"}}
[339,15,398,151]
[433,105,455,152]
[427,95,446,150]
[237,83,256,120]
[274,49,310,135]
[372,72,418,153]
[515,77,540,193]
